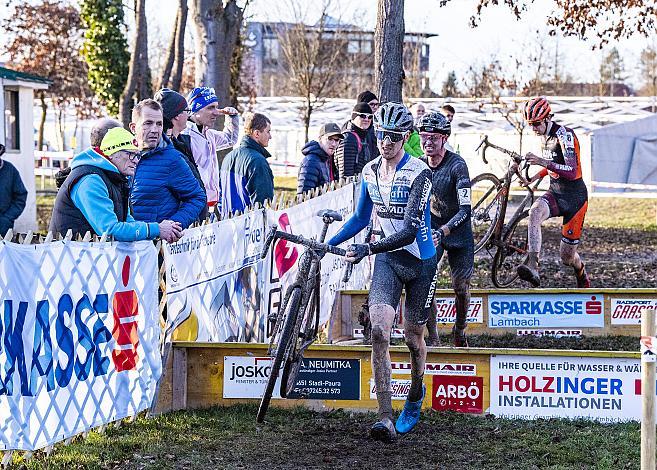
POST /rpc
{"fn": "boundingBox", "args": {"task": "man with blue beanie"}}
[181,86,239,209]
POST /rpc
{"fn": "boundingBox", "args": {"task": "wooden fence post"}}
[641,308,656,470]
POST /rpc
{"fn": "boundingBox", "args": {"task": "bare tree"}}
[375,0,405,102]
[277,3,351,141]
[190,0,244,108]
[119,0,152,126]
[402,37,424,100]
[160,0,188,90]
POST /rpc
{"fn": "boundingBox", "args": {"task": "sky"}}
[147,0,651,93]
[1,0,652,92]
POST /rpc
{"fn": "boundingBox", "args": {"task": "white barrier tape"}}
[592,181,657,191]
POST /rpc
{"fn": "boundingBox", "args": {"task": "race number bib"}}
[458,188,471,206]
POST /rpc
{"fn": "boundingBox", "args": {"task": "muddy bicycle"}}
[470,136,545,287]
[256,209,352,423]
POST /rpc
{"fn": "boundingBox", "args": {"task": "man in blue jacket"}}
[296,122,343,195]
[130,99,206,229]
[49,127,182,242]
[220,112,274,217]
[0,143,27,237]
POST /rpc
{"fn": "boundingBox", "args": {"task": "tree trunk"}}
[190,0,243,109]
[159,10,179,89]
[171,0,188,91]
[119,0,148,126]
[374,0,405,103]
[38,92,47,151]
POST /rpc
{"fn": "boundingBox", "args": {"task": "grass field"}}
[8,404,644,469]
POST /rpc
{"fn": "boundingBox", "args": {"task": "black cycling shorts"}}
[540,190,588,244]
[437,236,474,282]
[369,250,438,325]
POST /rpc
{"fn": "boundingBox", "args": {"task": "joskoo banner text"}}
[0,241,161,450]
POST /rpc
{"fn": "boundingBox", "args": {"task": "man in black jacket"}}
[334,102,373,180]
[154,88,209,221]
[0,143,27,237]
[297,123,343,195]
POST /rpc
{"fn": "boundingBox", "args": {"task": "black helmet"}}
[418,112,451,136]
[374,102,414,132]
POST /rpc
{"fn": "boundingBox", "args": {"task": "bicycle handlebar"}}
[260,225,353,281]
[476,135,523,165]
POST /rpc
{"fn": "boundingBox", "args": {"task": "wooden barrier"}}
[329,288,657,342]
[155,342,640,415]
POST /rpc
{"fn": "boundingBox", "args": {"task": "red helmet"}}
[523,96,551,123]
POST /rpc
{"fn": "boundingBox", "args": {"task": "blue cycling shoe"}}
[395,384,426,434]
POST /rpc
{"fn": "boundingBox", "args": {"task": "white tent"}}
[590,114,657,194]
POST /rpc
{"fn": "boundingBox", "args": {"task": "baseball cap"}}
[100,127,139,156]
[319,122,344,139]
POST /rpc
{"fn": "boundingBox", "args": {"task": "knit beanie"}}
[100,128,138,156]
[154,88,188,128]
[187,86,219,113]
[352,102,373,114]
[357,90,378,104]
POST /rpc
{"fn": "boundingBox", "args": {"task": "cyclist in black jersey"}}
[516,96,590,288]
[418,112,474,347]
[328,102,436,443]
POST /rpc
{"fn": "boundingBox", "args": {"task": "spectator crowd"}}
[0,84,456,241]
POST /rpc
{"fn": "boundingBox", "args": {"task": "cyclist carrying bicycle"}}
[516,96,590,288]
[328,102,437,443]
[418,112,474,347]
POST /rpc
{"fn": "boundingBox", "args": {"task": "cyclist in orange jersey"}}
[516,96,590,288]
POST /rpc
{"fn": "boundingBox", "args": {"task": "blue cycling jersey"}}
[328,153,436,260]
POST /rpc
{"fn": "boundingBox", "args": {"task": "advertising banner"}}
[435,297,483,324]
[0,241,161,450]
[488,294,604,329]
[610,298,657,325]
[223,356,360,400]
[265,183,372,330]
[391,362,477,376]
[490,355,646,422]
[370,379,412,401]
[165,211,267,342]
[432,376,484,414]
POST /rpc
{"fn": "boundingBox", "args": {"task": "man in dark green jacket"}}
[220,112,274,217]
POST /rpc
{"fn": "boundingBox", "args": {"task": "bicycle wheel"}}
[256,287,302,423]
[280,288,317,398]
[470,173,503,253]
[492,211,529,288]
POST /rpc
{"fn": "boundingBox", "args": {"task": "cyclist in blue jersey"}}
[328,102,437,443]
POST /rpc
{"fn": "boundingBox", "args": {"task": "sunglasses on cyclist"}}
[419,132,446,142]
[375,129,407,143]
[353,113,373,120]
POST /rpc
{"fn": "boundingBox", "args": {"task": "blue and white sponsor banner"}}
[165,211,267,342]
[488,294,604,329]
[0,240,161,450]
[490,355,646,422]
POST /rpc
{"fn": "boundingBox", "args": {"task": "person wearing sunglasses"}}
[516,96,590,289]
[328,102,436,443]
[50,127,182,242]
[333,102,373,180]
[357,90,381,159]
[181,86,240,209]
[418,112,474,348]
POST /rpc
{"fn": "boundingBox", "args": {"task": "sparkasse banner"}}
[490,355,645,422]
[0,241,161,450]
[488,294,604,329]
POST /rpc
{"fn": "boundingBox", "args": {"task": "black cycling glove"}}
[347,243,371,264]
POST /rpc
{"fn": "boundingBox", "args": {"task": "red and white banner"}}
[610,298,657,325]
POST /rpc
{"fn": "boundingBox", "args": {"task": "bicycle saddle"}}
[316,209,342,222]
